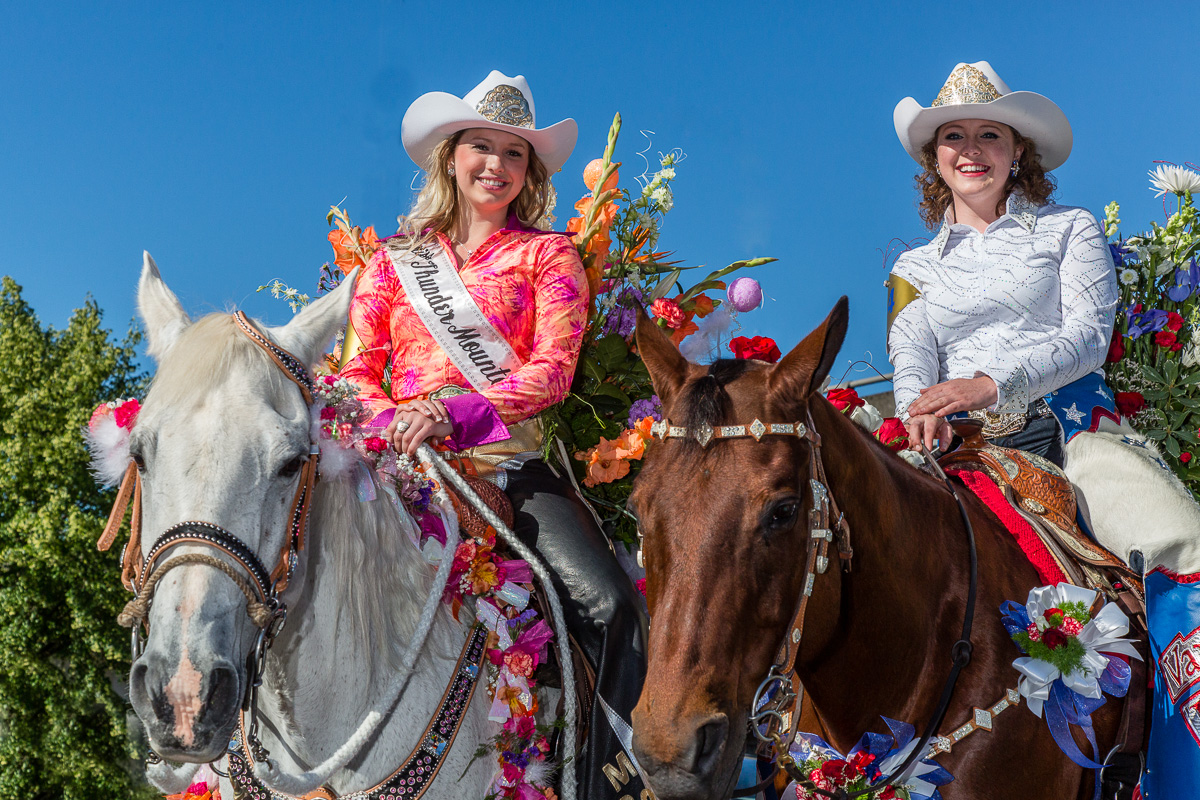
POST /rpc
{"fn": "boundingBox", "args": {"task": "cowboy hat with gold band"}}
[893,61,1072,171]
[401,70,578,175]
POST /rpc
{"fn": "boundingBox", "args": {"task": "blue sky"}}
[3,1,1195,391]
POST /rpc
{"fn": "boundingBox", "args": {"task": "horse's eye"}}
[763,498,800,533]
[131,452,146,473]
[279,455,306,478]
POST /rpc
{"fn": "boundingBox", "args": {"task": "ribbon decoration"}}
[786,717,953,800]
[1000,583,1141,798]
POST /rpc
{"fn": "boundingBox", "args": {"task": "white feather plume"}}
[522,759,555,788]
[311,404,362,482]
[85,416,133,487]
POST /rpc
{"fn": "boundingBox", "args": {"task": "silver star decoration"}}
[1096,385,1112,400]
[1063,402,1086,424]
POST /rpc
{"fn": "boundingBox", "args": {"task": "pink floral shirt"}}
[342,219,587,441]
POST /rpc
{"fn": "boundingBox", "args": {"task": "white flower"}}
[1119,268,1138,286]
[1183,345,1200,369]
[656,166,676,182]
[1149,164,1200,198]
[650,185,674,212]
[1156,259,1178,277]
[849,403,884,433]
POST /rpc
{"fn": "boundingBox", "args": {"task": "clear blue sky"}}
[3,1,1195,389]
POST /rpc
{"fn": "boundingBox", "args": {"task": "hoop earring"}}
[447,166,456,177]
[1010,160,1020,178]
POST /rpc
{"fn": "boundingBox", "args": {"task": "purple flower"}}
[628,396,663,426]
[600,286,645,338]
[1168,259,1200,302]
[1127,308,1169,340]
[1109,243,1126,268]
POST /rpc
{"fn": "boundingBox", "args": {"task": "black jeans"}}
[992,407,1066,468]
[503,459,649,799]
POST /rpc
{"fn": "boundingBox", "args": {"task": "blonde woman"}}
[340,71,648,799]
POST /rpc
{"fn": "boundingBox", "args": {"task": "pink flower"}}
[320,406,337,420]
[1026,623,1042,642]
[323,374,338,385]
[363,436,388,453]
[504,714,536,739]
[113,399,141,430]
[337,422,352,439]
[504,650,536,678]
[650,298,687,329]
[635,578,647,596]
[1060,617,1083,636]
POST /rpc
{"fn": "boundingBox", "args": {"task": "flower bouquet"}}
[543,113,775,548]
[1104,163,1200,490]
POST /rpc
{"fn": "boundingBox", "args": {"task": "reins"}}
[652,407,979,800]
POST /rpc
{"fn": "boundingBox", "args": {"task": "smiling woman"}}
[337,70,649,800]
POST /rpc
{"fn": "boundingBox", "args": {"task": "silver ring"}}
[395,420,411,433]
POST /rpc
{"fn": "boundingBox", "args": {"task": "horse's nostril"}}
[691,714,729,776]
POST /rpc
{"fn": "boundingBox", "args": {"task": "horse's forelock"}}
[144,313,293,411]
[678,359,755,432]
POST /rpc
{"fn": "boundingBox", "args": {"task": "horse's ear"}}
[138,252,192,362]
[270,268,360,369]
[768,296,849,407]
[635,305,688,410]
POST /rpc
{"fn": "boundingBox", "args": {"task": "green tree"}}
[0,277,157,799]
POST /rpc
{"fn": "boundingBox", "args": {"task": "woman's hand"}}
[386,403,453,457]
[905,414,954,453]
[906,375,998,418]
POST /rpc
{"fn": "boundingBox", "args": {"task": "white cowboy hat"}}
[894,61,1072,171]
[401,70,578,175]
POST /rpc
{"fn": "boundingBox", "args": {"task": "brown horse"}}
[627,299,1121,800]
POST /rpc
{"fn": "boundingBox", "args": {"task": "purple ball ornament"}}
[727,277,763,312]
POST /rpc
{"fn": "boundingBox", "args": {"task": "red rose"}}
[363,436,388,453]
[879,788,897,800]
[1182,452,1193,464]
[875,418,909,451]
[1106,330,1125,363]
[650,298,687,329]
[1045,607,1065,625]
[818,759,855,783]
[1115,392,1146,417]
[728,335,782,363]
[1168,311,1185,332]
[113,399,141,430]
[1042,628,1068,650]
[826,387,865,413]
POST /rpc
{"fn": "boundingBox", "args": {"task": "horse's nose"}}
[130,654,241,739]
[633,710,732,799]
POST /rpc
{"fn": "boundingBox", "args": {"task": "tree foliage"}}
[0,276,156,799]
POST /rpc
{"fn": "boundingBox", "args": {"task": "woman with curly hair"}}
[888,61,1107,461]
[888,62,1200,794]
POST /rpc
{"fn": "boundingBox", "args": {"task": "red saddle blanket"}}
[951,468,1068,586]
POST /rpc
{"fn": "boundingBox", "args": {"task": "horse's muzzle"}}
[632,709,742,800]
[129,652,242,761]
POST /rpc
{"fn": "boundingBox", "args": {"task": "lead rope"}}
[247,444,461,796]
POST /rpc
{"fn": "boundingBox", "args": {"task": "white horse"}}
[126,255,502,798]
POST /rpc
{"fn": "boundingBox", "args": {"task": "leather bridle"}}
[98,311,321,759]
[651,409,979,800]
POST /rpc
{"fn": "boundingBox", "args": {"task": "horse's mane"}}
[146,312,436,674]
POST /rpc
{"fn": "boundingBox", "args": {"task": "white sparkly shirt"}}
[887,192,1117,419]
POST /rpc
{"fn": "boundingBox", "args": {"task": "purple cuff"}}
[367,407,396,429]
[442,393,510,449]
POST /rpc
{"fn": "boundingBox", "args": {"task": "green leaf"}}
[1165,359,1180,384]
[1144,388,1169,402]
[594,333,629,372]
[1144,428,1168,441]
[582,355,606,384]
[1142,364,1167,384]
[1182,370,1200,386]
[1165,436,1182,458]
[648,268,682,301]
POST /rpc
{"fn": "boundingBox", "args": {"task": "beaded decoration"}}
[931,63,1002,108]
[474,85,534,129]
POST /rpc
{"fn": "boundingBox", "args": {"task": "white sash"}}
[386,239,524,392]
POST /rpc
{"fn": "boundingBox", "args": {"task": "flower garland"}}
[1000,583,1142,778]
[85,397,141,486]
[315,377,558,800]
[787,717,953,800]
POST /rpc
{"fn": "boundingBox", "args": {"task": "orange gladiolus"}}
[633,416,656,441]
[328,225,380,275]
[689,294,715,318]
[614,428,647,460]
[669,318,699,345]
[584,158,619,193]
[576,438,631,487]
